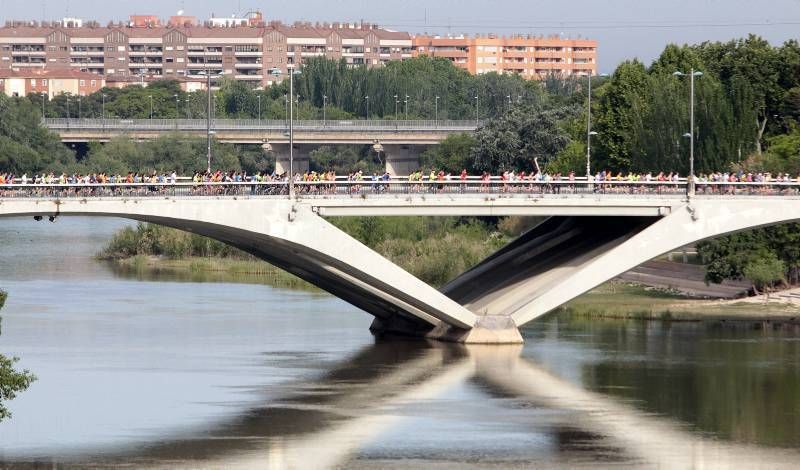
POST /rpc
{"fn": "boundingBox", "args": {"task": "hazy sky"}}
[1,0,799,71]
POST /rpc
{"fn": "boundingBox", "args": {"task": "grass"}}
[564,282,799,321]
[112,256,316,291]
[100,218,511,289]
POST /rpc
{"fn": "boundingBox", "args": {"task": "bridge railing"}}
[2,180,799,200]
[42,119,480,132]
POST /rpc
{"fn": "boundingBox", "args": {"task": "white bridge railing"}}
[2,179,800,200]
[43,119,480,133]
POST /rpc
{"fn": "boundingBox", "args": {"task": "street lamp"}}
[674,69,703,197]
[198,71,218,173]
[41,93,46,118]
[257,94,262,124]
[585,73,608,177]
[435,96,440,124]
[404,95,409,120]
[271,65,301,197]
[322,95,328,125]
[65,97,70,119]
[77,96,81,119]
[393,94,399,120]
[587,131,598,178]
[474,95,479,125]
[147,95,153,119]
[364,95,370,120]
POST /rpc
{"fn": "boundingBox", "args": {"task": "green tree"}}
[0,291,36,422]
[743,254,786,296]
[420,133,477,173]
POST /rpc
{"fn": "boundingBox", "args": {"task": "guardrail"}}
[2,180,799,200]
[43,119,481,132]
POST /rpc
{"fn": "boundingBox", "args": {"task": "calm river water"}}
[0,217,799,468]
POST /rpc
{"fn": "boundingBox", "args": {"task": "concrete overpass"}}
[44,118,480,175]
[2,180,799,343]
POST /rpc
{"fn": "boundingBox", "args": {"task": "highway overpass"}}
[44,119,480,175]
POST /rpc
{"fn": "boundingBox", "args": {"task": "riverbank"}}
[565,283,800,322]
[110,255,317,291]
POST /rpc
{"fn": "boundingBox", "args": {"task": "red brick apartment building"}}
[0,11,597,97]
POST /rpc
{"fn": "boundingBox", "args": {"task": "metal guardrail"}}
[43,119,481,133]
[1,180,800,200]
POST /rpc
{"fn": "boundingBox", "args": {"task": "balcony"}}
[235,74,263,80]
[235,62,262,69]
[11,50,46,56]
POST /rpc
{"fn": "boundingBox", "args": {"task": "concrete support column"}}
[272,144,312,176]
[383,144,422,177]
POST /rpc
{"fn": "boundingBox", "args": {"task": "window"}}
[165,57,174,63]
[224,46,233,52]
[42,79,48,86]
[118,46,125,52]
[79,80,85,86]
[166,46,174,51]
[31,79,37,86]
[91,80,96,86]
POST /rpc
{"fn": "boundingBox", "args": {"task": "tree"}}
[420,133,477,173]
[594,60,650,170]
[471,104,577,172]
[0,291,36,422]
[743,254,786,296]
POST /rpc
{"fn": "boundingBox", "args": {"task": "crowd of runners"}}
[1,168,800,197]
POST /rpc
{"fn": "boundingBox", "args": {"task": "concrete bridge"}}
[44,119,479,175]
[1,180,798,344]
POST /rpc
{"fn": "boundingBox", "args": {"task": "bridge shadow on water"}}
[13,335,796,469]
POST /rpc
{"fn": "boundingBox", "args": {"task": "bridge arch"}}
[0,198,481,340]
[505,198,800,326]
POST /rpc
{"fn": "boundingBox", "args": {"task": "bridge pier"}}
[383,144,422,176]
[272,144,311,176]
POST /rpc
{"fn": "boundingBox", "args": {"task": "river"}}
[0,217,798,468]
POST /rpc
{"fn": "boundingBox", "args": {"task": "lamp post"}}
[102,93,107,130]
[322,95,327,125]
[393,94,398,120]
[173,94,179,130]
[474,95,479,125]
[77,96,81,119]
[147,95,152,119]
[674,69,703,197]
[198,71,216,173]
[404,95,409,120]
[65,97,70,119]
[364,95,369,120]
[435,96,440,125]
[41,93,46,118]
[272,65,301,197]
[257,94,262,124]
[585,73,608,177]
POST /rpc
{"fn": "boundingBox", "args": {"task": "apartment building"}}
[0,12,597,95]
[0,68,104,97]
[412,34,598,78]
[0,15,413,88]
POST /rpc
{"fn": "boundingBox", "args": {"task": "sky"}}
[1,0,799,72]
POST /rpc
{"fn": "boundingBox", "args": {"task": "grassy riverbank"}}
[564,283,800,322]
[98,218,515,289]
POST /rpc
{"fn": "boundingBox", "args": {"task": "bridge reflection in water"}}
[74,339,798,469]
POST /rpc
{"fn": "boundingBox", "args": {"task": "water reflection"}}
[524,317,800,448]
[22,337,796,469]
